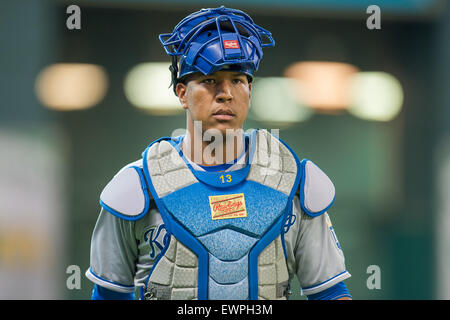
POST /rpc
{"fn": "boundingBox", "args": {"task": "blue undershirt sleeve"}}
[91,284,135,300]
[306,281,352,300]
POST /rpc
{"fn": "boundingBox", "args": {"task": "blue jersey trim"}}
[302,270,350,291]
[299,159,335,218]
[306,281,351,300]
[88,267,135,290]
[99,166,150,221]
[92,284,135,300]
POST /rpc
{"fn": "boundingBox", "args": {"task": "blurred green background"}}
[1,0,449,300]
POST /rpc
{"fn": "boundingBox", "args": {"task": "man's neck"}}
[181,129,245,167]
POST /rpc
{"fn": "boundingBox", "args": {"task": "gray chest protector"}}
[142,129,299,300]
[99,129,336,299]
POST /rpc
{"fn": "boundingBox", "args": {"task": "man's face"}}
[176,71,252,135]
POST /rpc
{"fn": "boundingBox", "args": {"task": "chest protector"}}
[141,129,301,300]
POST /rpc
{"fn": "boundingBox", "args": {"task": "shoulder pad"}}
[299,159,335,217]
[100,160,150,220]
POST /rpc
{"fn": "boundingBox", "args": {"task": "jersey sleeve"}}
[85,208,138,293]
[286,196,351,296]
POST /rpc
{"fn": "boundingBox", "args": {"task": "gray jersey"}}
[86,160,350,297]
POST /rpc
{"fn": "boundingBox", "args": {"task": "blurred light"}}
[435,135,450,299]
[284,61,359,113]
[249,77,313,126]
[348,72,403,121]
[124,62,182,115]
[35,63,108,111]
[0,127,67,298]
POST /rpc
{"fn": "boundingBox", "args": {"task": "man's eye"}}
[202,78,215,84]
[233,78,244,84]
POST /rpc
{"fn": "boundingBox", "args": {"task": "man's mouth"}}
[212,109,235,121]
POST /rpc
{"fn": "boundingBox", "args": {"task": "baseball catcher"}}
[86,6,352,300]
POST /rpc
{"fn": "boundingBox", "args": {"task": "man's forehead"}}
[197,71,247,78]
[180,70,251,85]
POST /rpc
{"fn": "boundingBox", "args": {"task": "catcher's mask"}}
[159,6,275,95]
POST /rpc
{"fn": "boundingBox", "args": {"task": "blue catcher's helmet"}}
[159,6,275,95]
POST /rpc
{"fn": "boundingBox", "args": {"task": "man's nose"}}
[215,80,233,103]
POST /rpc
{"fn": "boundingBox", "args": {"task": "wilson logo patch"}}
[209,193,247,220]
[223,40,239,49]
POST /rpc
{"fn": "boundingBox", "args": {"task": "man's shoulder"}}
[299,159,335,218]
[115,159,144,175]
[99,158,150,221]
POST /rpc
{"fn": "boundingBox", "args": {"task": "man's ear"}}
[176,82,188,109]
[247,82,252,107]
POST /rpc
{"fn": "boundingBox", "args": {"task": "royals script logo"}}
[209,193,247,220]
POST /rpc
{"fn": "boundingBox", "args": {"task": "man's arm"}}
[85,208,139,297]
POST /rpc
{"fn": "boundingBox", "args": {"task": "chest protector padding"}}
[142,130,300,300]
